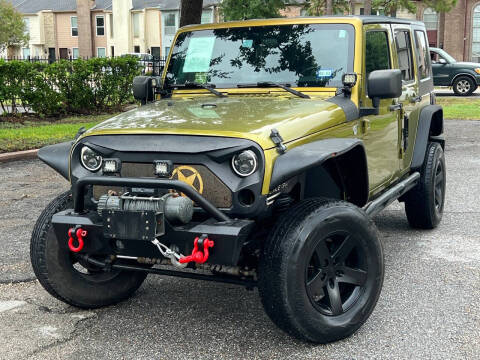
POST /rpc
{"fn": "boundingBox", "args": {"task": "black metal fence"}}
[0,56,167,75]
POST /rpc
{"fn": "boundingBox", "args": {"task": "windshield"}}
[433,48,456,63]
[165,23,355,89]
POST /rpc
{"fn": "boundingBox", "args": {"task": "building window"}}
[134,45,140,53]
[164,13,176,35]
[71,16,78,37]
[201,10,212,24]
[22,48,30,59]
[394,30,414,82]
[96,15,105,36]
[23,18,29,35]
[164,46,170,56]
[111,46,115,57]
[473,5,480,61]
[109,13,113,37]
[133,13,140,38]
[423,8,438,31]
[72,48,79,59]
[97,47,106,58]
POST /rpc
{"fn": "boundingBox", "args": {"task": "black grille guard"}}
[73,176,230,222]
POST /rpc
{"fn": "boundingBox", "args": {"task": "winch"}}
[97,193,194,225]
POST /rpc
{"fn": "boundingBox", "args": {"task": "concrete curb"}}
[0,149,38,163]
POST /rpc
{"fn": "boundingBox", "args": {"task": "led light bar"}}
[102,158,122,174]
[154,160,173,178]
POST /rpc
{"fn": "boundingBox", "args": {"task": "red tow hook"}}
[68,226,87,253]
[179,235,214,264]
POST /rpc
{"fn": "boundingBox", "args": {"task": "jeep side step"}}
[363,172,420,218]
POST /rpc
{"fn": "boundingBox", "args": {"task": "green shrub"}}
[0,57,140,117]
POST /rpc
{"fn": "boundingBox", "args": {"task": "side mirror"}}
[438,58,447,65]
[367,69,402,108]
[133,76,160,105]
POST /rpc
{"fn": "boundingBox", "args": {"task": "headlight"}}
[232,150,258,177]
[475,68,480,74]
[80,146,103,172]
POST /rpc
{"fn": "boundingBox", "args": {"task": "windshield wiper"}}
[237,81,310,99]
[171,81,227,98]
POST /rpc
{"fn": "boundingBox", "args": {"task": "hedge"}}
[0,57,141,117]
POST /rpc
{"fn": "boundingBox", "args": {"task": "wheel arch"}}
[269,139,369,207]
[411,105,444,170]
[451,72,478,86]
[37,141,73,180]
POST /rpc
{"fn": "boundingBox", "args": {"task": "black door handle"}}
[411,95,422,103]
[389,103,403,111]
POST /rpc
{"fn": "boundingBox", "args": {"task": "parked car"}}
[430,47,480,96]
[121,53,154,74]
[33,16,445,344]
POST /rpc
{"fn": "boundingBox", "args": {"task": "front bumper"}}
[53,176,254,266]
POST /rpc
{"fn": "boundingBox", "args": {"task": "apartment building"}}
[107,0,219,58]
[4,0,219,59]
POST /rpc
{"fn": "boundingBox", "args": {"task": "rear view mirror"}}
[367,69,402,108]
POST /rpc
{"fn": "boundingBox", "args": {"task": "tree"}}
[304,0,350,16]
[0,0,28,54]
[220,0,286,21]
[371,0,457,17]
[179,0,203,27]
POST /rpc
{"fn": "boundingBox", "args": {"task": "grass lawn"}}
[0,114,116,153]
[436,97,480,120]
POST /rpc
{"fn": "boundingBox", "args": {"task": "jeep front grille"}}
[93,163,232,208]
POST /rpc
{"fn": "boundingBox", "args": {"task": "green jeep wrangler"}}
[31,16,445,343]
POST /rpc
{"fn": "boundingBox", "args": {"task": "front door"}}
[362,24,402,193]
[430,50,452,86]
[59,48,68,60]
[48,48,56,64]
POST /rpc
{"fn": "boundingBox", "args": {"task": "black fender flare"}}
[270,138,369,206]
[411,105,444,170]
[37,141,73,180]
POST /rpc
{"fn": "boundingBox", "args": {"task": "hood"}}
[455,62,480,68]
[83,96,347,149]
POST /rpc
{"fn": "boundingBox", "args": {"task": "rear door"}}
[390,25,420,171]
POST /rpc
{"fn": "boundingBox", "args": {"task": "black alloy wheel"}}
[306,231,367,316]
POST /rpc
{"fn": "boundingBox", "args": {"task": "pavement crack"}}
[26,313,97,358]
[0,277,37,285]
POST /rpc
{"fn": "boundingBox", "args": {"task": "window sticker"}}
[316,69,333,79]
[241,39,253,48]
[183,37,216,73]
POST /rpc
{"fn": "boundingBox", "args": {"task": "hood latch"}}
[270,128,287,154]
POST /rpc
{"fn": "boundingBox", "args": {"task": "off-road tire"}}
[453,76,476,96]
[404,142,446,229]
[258,198,384,343]
[30,191,147,308]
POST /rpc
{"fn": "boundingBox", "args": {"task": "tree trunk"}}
[179,0,203,27]
[350,0,355,15]
[326,0,333,15]
[364,0,371,16]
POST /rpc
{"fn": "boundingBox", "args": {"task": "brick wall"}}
[280,5,302,17]
[76,0,94,57]
[43,12,56,49]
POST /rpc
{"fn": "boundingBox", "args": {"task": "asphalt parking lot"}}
[0,120,479,359]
